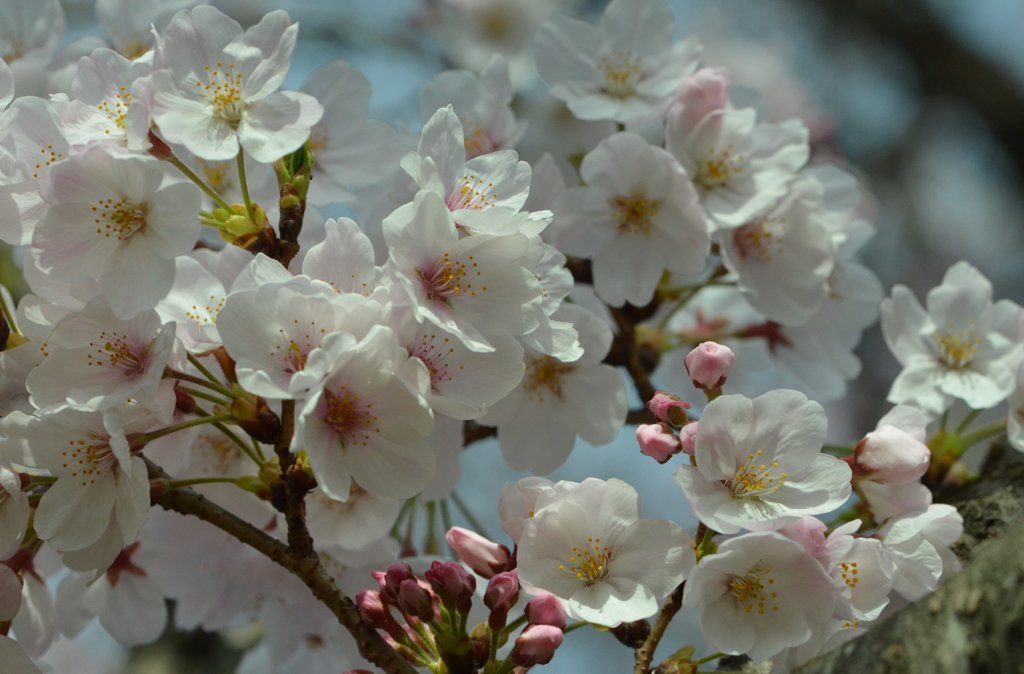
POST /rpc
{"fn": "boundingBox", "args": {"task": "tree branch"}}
[147,459,418,674]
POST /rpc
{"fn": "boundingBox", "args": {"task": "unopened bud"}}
[398,579,435,622]
[524,593,566,630]
[445,526,512,579]
[684,341,734,394]
[425,560,476,616]
[647,391,690,427]
[679,421,698,457]
[636,423,682,464]
[511,624,563,667]
[484,570,519,630]
[356,589,388,628]
[673,67,732,132]
[382,563,416,606]
[854,427,930,484]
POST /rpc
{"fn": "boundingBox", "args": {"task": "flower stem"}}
[955,409,983,434]
[236,150,256,222]
[959,419,1007,450]
[187,353,226,388]
[693,652,726,665]
[177,385,231,407]
[163,476,248,490]
[143,413,235,443]
[166,155,233,211]
[165,369,236,399]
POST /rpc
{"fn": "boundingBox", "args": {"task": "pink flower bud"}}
[381,562,416,606]
[356,589,388,628]
[855,426,930,484]
[524,593,566,630]
[445,526,511,579]
[636,423,682,464]
[679,421,698,456]
[425,560,476,616]
[398,579,436,622]
[684,341,735,392]
[673,67,732,132]
[511,624,564,667]
[646,391,690,426]
[484,570,520,629]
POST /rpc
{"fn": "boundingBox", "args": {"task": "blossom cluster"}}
[0,0,1017,672]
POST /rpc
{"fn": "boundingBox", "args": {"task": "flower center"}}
[727,449,787,499]
[184,293,226,329]
[726,566,779,615]
[694,144,744,190]
[523,356,576,401]
[197,63,245,126]
[323,386,379,447]
[97,87,133,131]
[62,434,118,487]
[733,218,782,262]
[559,537,611,585]
[932,328,980,369]
[93,197,147,240]
[31,144,64,180]
[269,322,329,374]
[610,194,659,235]
[837,560,860,590]
[463,124,496,158]
[87,331,150,375]
[598,50,642,99]
[120,38,151,60]
[417,253,484,305]
[410,332,459,393]
[445,175,498,212]
[1,34,25,63]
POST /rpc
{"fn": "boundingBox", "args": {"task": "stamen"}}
[523,356,576,401]
[610,194,659,236]
[558,537,612,585]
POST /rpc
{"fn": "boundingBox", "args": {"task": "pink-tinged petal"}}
[880,285,933,365]
[569,577,655,624]
[100,573,167,646]
[499,416,576,475]
[608,519,690,596]
[237,90,323,163]
[241,14,297,99]
[114,456,151,544]
[143,181,201,256]
[158,5,242,80]
[100,239,175,318]
[415,106,465,194]
[561,365,626,446]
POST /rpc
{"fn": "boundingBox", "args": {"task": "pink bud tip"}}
[646,391,690,426]
[445,526,512,579]
[636,423,682,464]
[679,421,699,456]
[524,593,567,630]
[684,341,735,392]
[512,624,564,667]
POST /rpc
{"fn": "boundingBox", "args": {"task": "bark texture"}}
[795,442,1024,674]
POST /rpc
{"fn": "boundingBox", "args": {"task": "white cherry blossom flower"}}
[305,486,403,552]
[293,325,435,501]
[300,61,404,207]
[880,504,963,601]
[0,0,65,98]
[96,0,200,60]
[673,390,852,534]
[881,261,1024,417]
[34,146,200,318]
[150,6,323,162]
[553,131,709,307]
[517,477,692,626]
[479,304,626,474]
[421,55,525,158]
[300,218,378,297]
[26,299,177,413]
[534,0,701,123]
[382,190,544,352]
[155,255,228,352]
[55,48,152,150]
[683,531,834,662]
[1,409,150,568]
[717,176,835,326]
[666,106,809,230]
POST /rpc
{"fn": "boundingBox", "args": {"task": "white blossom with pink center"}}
[25,299,177,414]
[217,275,386,399]
[402,106,547,236]
[517,477,692,626]
[479,303,626,474]
[881,261,1024,418]
[1,409,150,571]
[673,390,852,534]
[534,0,701,124]
[554,131,709,307]
[149,6,323,162]
[683,531,834,662]
[293,325,435,501]
[382,190,545,353]
[33,146,200,318]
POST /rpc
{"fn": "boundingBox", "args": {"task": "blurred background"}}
[8,0,1024,671]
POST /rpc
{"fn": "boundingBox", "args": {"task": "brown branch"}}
[610,306,659,405]
[147,459,418,674]
[633,582,685,674]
